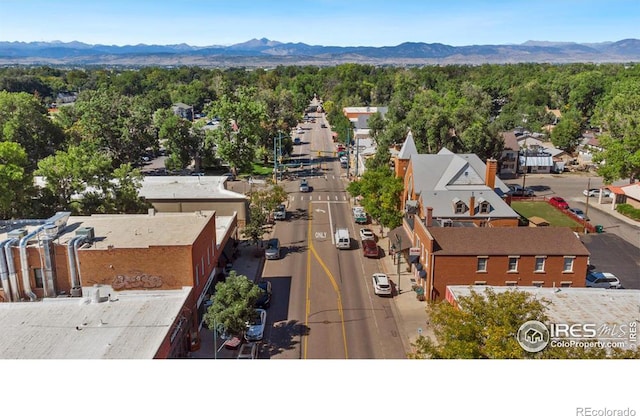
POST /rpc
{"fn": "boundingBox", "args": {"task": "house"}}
[605,182,640,211]
[172,102,194,121]
[500,129,554,176]
[499,131,520,179]
[419,227,590,301]
[394,132,518,228]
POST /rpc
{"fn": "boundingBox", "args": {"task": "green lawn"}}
[251,163,273,176]
[511,201,583,227]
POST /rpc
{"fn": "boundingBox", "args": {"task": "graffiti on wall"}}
[112,273,163,290]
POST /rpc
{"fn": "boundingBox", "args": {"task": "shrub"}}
[616,203,640,221]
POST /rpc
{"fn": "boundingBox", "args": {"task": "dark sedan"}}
[362,239,380,258]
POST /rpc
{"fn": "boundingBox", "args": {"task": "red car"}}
[549,196,569,209]
[362,239,379,258]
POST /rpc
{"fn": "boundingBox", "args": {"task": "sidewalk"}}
[190,242,265,359]
[376,230,433,357]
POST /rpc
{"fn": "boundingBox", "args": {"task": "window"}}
[455,201,467,214]
[505,281,518,287]
[508,257,519,272]
[33,268,43,288]
[477,257,487,272]
[474,281,487,285]
[563,257,574,272]
[532,281,544,287]
[560,281,572,288]
[534,257,546,272]
[479,202,491,213]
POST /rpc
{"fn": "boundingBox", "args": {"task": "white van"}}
[335,228,350,249]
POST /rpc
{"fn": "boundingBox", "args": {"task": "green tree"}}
[550,109,583,152]
[205,87,267,175]
[410,288,549,359]
[155,109,203,171]
[459,120,504,162]
[410,288,640,359]
[203,271,262,338]
[0,141,33,218]
[35,143,112,211]
[592,82,640,183]
[241,205,268,248]
[0,91,65,168]
[73,89,157,167]
[347,167,403,230]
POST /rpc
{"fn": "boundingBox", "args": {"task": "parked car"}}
[265,238,281,260]
[359,228,375,240]
[586,272,621,289]
[245,308,267,342]
[549,196,569,209]
[273,204,286,220]
[299,179,310,193]
[255,280,272,309]
[507,184,535,197]
[237,342,259,359]
[221,172,235,181]
[372,273,392,296]
[583,188,612,198]
[296,128,304,134]
[568,207,590,221]
[293,137,301,145]
[362,239,379,258]
[320,123,327,128]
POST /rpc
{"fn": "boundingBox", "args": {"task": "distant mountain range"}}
[1,38,640,67]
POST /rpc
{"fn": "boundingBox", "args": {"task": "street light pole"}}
[396,234,401,294]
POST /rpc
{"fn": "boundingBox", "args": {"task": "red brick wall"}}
[429,254,588,300]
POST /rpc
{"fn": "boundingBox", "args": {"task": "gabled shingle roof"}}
[408,149,515,219]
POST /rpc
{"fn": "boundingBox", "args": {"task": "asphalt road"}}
[262,113,405,359]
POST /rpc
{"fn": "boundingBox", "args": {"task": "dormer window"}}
[477,197,491,214]
[452,197,467,214]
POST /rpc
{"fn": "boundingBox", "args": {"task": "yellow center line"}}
[305,201,349,359]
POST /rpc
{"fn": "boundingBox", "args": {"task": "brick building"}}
[0,209,237,358]
[418,226,590,301]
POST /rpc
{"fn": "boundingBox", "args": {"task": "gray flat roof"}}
[139,176,247,200]
[447,286,640,337]
[0,285,191,359]
[61,211,216,249]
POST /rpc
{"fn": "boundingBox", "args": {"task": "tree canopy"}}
[410,288,640,359]
[203,272,262,338]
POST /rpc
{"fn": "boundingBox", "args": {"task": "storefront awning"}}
[388,226,411,251]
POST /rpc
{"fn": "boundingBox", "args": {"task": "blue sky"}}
[1,0,639,47]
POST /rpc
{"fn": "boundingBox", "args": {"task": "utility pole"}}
[273,135,278,185]
[355,135,360,177]
[346,127,351,179]
[584,177,591,233]
[521,138,528,191]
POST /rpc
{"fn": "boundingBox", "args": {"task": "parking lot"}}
[504,173,639,289]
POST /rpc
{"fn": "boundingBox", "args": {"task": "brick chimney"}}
[426,206,433,226]
[485,158,497,189]
[469,193,475,217]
